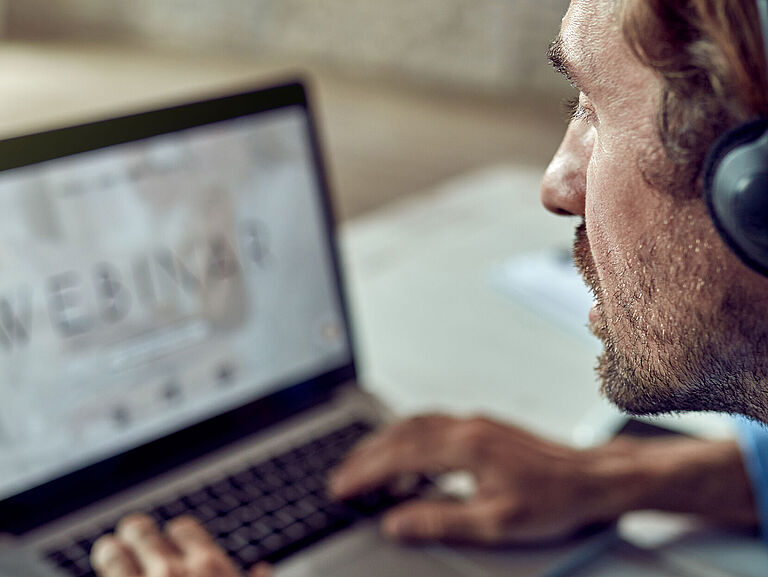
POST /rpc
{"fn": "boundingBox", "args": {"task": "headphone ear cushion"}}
[703,118,768,196]
[703,117,768,276]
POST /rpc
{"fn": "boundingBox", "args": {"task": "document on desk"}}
[489,248,601,352]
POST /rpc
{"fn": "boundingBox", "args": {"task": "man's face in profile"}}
[542,0,768,421]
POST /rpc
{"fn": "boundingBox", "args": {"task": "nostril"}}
[541,191,575,216]
[541,178,585,217]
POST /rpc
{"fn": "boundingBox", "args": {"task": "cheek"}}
[584,143,628,283]
[583,140,660,301]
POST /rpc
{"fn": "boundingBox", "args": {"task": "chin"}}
[596,351,675,417]
[596,344,768,422]
[599,376,673,417]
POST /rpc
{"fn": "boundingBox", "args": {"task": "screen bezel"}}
[0,81,358,534]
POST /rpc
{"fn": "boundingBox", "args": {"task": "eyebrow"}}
[548,35,586,92]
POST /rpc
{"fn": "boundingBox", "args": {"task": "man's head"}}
[541,0,768,422]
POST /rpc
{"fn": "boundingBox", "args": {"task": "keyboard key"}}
[206,515,239,537]
[262,474,284,490]
[229,487,255,504]
[284,522,309,541]
[183,489,211,507]
[209,495,240,515]
[239,484,265,499]
[210,479,234,496]
[258,494,285,513]
[164,499,189,517]
[231,470,256,486]
[245,520,272,542]
[223,531,249,553]
[193,504,218,523]
[295,475,323,494]
[232,503,266,524]
[236,544,263,566]
[285,500,315,520]
[260,533,288,554]
[304,511,331,531]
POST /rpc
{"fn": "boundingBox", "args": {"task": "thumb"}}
[381,500,504,545]
[248,562,272,577]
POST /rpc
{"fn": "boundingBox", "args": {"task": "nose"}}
[540,121,594,217]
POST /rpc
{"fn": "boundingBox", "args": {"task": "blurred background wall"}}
[3,0,569,99]
[0,0,571,220]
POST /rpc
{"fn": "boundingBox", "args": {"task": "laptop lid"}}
[0,81,358,534]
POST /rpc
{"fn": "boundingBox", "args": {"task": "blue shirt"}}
[736,417,768,540]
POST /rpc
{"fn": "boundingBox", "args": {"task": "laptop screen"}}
[0,100,351,501]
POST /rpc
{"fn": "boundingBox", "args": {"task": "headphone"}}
[703,0,768,277]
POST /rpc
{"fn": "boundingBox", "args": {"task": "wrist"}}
[579,437,659,521]
[584,436,758,527]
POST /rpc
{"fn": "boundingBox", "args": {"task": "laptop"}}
[0,81,617,577]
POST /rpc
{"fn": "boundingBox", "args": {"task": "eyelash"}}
[564,95,597,126]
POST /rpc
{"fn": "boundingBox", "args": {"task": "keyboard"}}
[45,421,420,577]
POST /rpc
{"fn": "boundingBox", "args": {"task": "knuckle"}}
[398,416,429,437]
[455,417,493,453]
[402,413,445,433]
[467,415,495,429]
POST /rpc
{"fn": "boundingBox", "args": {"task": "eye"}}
[563,94,597,126]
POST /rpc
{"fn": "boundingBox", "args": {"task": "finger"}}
[91,535,142,577]
[329,414,462,498]
[249,562,273,577]
[165,516,217,557]
[381,499,507,545]
[167,516,241,575]
[116,514,179,570]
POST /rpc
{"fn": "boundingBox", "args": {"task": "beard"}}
[571,220,768,421]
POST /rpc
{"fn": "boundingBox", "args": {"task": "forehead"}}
[560,0,615,72]
[559,0,648,99]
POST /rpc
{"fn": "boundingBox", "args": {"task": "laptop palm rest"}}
[276,521,616,577]
[277,523,474,577]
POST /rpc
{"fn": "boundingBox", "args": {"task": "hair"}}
[618,0,768,195]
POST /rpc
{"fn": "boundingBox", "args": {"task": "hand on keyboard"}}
[91,514,271,577]
[329,414,629,545]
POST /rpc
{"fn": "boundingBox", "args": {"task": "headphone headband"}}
[758,0,768,73]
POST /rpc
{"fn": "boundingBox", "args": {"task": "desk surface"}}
[339,165,768,576]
